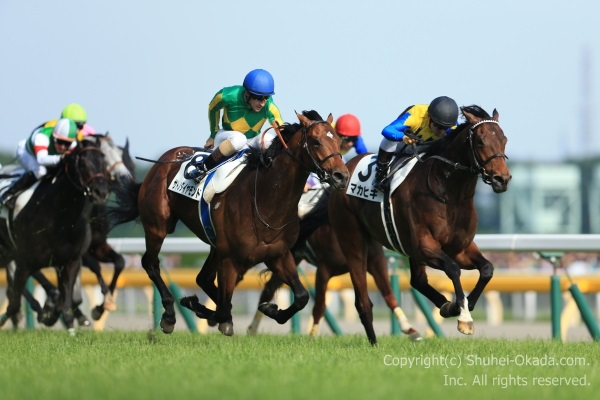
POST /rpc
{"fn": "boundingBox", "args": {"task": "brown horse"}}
[247,188,422,341]
[328,105,511,345]
[108,111,349,334]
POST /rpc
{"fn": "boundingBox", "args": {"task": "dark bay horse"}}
[328,105,511,345]
[247,188,422,341]
[0,136,109,333]
[19,134,135,325]
[108,111,349,334]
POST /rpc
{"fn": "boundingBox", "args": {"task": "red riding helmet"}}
[335,114,361,137]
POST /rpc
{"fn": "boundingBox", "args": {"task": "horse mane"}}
[422,104,491,155]
[245,110,325,168]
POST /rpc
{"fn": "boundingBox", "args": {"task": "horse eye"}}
[310,139,322,148]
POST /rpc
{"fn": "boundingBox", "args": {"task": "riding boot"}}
[184,148,225,182]
[0,171,37,207]
[372,149,394,191]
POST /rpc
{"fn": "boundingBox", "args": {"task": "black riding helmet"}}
[428,96,459,128]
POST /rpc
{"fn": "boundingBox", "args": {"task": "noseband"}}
[64,146,107,196]
[467,120,509,185]
[285,120,343,181]
[426,119,508,186]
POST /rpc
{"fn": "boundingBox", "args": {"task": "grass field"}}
[0,330,598,400]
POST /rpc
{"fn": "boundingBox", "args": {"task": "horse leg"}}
[259,251,309,325]
[58,259,81,335]
[409,260,455,309]
[309,263,331,337]
[0,265,28,328]
[247,273,284,335]
[71,271,91,327]
[105,249,126,307]
[5,263,43,321]
[416,250,474,335]
[368,247,422,341]
[32,270,62,326]
[213,260,239,336]
[180,250,219,322]
[82,253,109,321]
[456,242,494,311]
[141,245,176,334]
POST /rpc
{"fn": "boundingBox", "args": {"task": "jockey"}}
[32,103,96,137]
[0,118,78,206]
[334,113,368,156]
[185,69,284,181]
[372,96,459,191]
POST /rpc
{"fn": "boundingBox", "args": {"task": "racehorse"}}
[247,188,422,340]
[108,111,349,335]
[0,136,109,333]
[327,105,511,345]
[28,134,136,324]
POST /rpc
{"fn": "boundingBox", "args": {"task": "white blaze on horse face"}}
[327,132,333,139]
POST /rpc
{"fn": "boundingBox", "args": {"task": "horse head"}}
[460,106,511,193]
[292,111,349,190]
[95,132,135,182]
[63,136,110,204]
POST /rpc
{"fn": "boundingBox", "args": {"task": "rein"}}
[253,119,342,230]
[423,119,508,203]
[64,147,107,196]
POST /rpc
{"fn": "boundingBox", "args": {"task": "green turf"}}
[0,331,597,400]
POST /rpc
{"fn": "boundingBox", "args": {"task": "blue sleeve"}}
[381,112,410,141]
[353,136,368,154]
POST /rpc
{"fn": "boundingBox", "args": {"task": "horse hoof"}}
[77,315,92,327]
[68,328,77,336]
[219,322,234,336]
[91,306,104,321]
[457,320,475,335]
[247,326,258,336]
[258,302,278,318]
[403,328,423,341]
[104,294,117,312]
[160,319,175,334]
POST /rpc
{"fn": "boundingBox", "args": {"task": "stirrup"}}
[184,167,206,182]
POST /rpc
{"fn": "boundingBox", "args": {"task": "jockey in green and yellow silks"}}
[185,69,284,181]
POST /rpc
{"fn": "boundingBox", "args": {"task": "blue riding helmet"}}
[243,69,275,96]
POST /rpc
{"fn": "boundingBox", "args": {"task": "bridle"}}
[279,120,343,181]
[63,146,108,196]
[253,120,342,230]
[423,119,508,186]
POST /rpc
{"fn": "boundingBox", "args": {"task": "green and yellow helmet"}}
[52,118,78,142]
[61,103,87,125]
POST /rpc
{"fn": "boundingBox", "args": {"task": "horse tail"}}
[106,176,141,230]
[291,186,331,255]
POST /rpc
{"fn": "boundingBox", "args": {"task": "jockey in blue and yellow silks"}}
[372,96,459,191]
[185,69,284,181]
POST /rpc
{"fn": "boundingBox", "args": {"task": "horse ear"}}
[462,109,477,125]
[492,109,500,121]
[125,138,130,150]
[296,112,310,127]
[326,113,333,124]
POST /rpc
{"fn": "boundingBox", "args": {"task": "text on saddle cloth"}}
[345,154,419,203]
[168,150,247,202]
